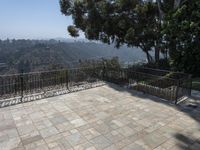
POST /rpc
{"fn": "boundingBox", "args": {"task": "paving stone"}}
[114,138,132,149]
[50,115,68,125]
[104,130,124,143]
[160,138,178,149]
[0,120,16,131]
[20,130,40,142]
[81,128,101,140]
[70,118,87,127]
[45,133,63,144]
[40,126,59,138]
[116,126,137,137]
[127,130,148,143]
[111,120,124,128]
[3,128,19,138]
[153,146,166,150]
[26,143,49,150]
[14,117,33,127]
[104,144,119,150]
[141,133,168,149]
[47,137,72,150]
[89,135,112,150]
[24,139,46,150]
[29,111,45,122]
[17,125,37,136]
[0,134,9,143]
[55,122,74,132]
[94,112,110,120]
[73,141,93,150]
[85,147,97,150]
[11,145,25,150]
[94,123,111,135]
[34,119,53,130]
[65,132,87,146]
[122,143,145,150]
[22,135,43,146]
[0,137,21,150]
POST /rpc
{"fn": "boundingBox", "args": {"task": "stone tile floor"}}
[0,83,200,150]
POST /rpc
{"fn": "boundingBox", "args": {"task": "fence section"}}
[0,67,104,107]
[102,68,192,103]
[0,67,192,107]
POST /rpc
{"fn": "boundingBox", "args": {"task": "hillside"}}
[0,39,147,74]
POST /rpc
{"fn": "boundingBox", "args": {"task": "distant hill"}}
[0,39,147,74]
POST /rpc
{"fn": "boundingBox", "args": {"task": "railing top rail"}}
[132,67,191,81]
[0,66,190,82]
[0,66,103,77]
[127,69,177,81]
[136,67,190,76]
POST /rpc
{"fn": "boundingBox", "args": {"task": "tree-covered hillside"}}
[0,39,146,74]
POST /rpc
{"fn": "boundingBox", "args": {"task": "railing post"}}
[188,75,192,96]
[0,77,2,97]
[175,79,180,104]
[66,69,69,90]
[102,63,106,80]
[20,70,24,102]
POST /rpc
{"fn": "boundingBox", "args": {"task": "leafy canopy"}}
[163,0,200,75]
[60,0,159,62]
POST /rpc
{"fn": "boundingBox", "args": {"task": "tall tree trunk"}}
[155,0,163,64]
[139,45,153,64]
[155,46,160,64]
[145,51,153,63]
[165,50,168,60]
[156,0,164,20]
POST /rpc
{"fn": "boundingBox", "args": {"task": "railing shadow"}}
[105,82,200,150]
[0,67,197,149]
[174,133,200,150]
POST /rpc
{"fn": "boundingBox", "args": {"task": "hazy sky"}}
[0,0,82,39]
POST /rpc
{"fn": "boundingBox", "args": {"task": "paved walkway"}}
[0,84,200,150]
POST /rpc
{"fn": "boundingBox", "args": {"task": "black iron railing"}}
[102,67,192,103]
[0,67,104,107]
[0,67,192,107]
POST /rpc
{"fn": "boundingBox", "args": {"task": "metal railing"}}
[0,67,192,107]
[102,68,192,104]
[0,67,104,107]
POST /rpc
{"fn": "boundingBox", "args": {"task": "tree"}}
[154,0,181,64]
[60,0,159,63]
[163,0,200,76]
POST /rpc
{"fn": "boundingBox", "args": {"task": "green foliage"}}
[60,0,160,63]
[102,57,121,71]
[143,59,170,70]
[77,57,121,80]
[68,25,79,37]
[60,0,72,15]
[78,57,121,71]
[163,0,200,76]
[160,0,174,14]
[59,0,198,75]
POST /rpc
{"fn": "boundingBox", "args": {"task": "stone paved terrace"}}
[0,83,200,150]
